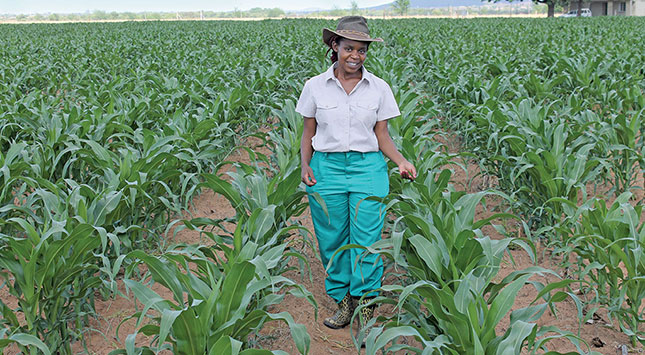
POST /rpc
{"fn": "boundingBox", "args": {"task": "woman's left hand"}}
[374,121,417,181]
[399,160,417,181]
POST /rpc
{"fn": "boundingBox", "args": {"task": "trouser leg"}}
[308,192,351,303]
[348,191,386,298]
[346,151,389,298]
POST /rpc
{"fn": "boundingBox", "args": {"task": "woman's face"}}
[332,38,368,75]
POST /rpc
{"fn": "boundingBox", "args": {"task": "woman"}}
[296,16,416,330]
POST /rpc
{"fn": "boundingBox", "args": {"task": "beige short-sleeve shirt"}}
[295,64,401,153]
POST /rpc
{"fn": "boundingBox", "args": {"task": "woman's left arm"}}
[374,121,417,180]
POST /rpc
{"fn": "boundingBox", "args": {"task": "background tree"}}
[266,8,285,18]
[484,0,565,17]
[329,5,347,16]
[90,10,107,20]
[233,7,242,18]
[392,0,411,15]
[351,0,360,15]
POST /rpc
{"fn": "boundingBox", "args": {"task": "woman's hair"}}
[327,36,370,63]
[327,35,341,63]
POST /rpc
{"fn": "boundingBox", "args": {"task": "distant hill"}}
[369,0,513,9]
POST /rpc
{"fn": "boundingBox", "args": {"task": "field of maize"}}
[1,17,644,354]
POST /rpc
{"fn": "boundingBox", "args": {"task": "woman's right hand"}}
[301,164,317,186]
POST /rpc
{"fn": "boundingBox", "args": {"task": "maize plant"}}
[554,192,645,346]
[112,253,313,354]
[0,218,102,354]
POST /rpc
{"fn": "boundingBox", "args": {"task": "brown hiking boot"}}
[323,293,355,329]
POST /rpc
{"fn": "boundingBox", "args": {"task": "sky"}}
[0,0,392,14]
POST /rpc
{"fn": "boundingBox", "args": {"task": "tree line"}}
[1,3,557,22]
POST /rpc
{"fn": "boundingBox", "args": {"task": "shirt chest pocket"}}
[351,101,378,127]
[315,101,339,127]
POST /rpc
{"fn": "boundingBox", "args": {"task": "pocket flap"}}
[355,101,377,110]
[316,101,338,110]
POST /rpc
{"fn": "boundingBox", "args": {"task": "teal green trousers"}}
[306,151,389,303]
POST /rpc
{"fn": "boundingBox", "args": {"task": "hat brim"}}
[322,28,384,48]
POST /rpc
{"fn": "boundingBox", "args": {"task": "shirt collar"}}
[324,63,372,83]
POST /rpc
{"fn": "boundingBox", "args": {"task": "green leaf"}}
[265,312,310,354]
[128,251,185,304]
[367,326,423,354]
[173,308,206,355]
[123,278,172,314]
[482,274,531,344]
[201,173,242,212]
[409,234,444,279]
[531,279,580,304]
[214,261,256,327]
[493,320,536,355]
[6,333,52,355]
[158,309,182,348]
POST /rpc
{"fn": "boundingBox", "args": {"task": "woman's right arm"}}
[300,117,317,186]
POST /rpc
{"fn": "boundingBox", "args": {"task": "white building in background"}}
[572,0,645,15]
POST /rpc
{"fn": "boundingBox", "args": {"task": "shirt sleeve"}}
[377,82,401,121]
[295,80,316,118]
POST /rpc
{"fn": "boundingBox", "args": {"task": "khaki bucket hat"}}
[322,16,384,48]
